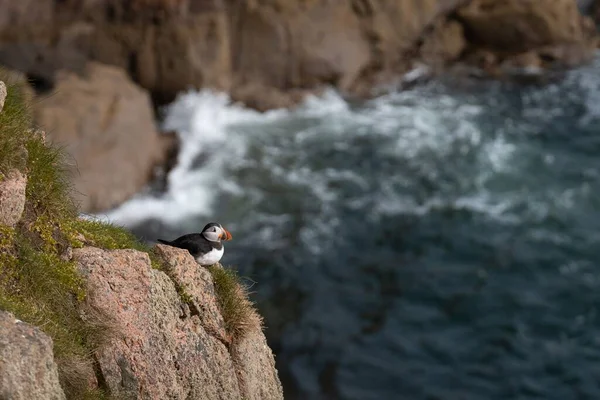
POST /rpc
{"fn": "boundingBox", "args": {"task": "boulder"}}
[0,310,66,400]
[34,62,162,212]
[0,169,26,227]
[74,246,284,399]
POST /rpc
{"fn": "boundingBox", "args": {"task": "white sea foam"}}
[97,78,556,236]
[97,90,281,226]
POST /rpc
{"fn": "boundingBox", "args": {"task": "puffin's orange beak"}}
[221,229,232,241]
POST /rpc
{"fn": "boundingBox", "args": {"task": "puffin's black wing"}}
[157,233,213,257]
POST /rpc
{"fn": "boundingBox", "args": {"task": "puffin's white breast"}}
[195,247,224,266]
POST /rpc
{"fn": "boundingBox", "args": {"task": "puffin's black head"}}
[201,222,232,242]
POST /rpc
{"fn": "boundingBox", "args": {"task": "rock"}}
[231,83,314,111]
[457,0,597,57]
[0,0,475,109]
[34,62,162,212]
[231,330,284,400]
[0,80,6,113]
[0,169,27,227]
[0,310,66,400]
[230,1,370,92]
[76,247,241,399]
[420,20,467,69]
[0,0,597,114]
[74,246,284,399]
[84,12,232,105]
[154,244,229,344]
[502,51,543,71]
[0,0,53,32]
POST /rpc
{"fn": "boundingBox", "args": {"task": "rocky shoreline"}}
[0,0,598,212]
[0,80,282,399]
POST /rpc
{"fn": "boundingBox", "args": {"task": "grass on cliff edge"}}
[0,70,151,400]
[207,265,262,343]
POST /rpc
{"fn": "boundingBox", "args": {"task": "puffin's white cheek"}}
[203,231,219,242]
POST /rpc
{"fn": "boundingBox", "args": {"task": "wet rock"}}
[34,62,162,213]
[0,80,6,113]
[0,169,27,227]
[0,310,66,400]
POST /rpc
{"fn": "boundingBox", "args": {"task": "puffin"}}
[157,222,233,266]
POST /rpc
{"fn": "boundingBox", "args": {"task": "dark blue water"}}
[109,58,600,399]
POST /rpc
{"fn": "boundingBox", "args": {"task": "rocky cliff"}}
[0,0,597,211]
[0,79,283,399]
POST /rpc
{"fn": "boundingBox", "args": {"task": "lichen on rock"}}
[75,246,283,400]
[0,310,66,400]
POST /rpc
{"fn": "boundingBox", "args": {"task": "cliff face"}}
[0,0,596,213]
[0,80,283,399]
[72,245,282,400]
[0,0,596,106]
[1,245,283,400]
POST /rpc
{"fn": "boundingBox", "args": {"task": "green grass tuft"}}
[74,218,165,270]
[207,265,262,343]
[74,219,149,251]
[0,70,31,175]
[0,234,114,399]
[25,137,77,222]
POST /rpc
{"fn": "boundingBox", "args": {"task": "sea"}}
[97,57,600,400]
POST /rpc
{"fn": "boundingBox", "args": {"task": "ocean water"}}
[99,58,600,399]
